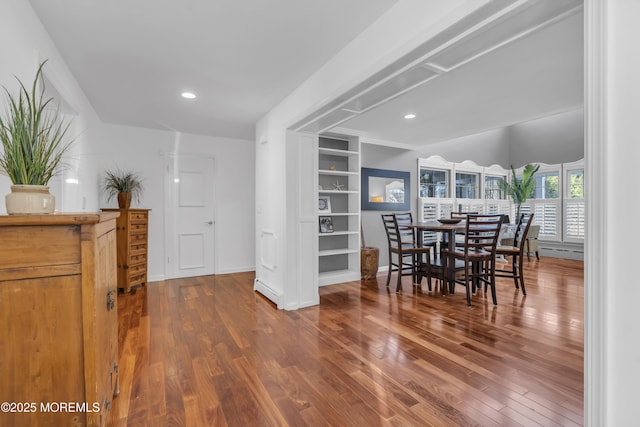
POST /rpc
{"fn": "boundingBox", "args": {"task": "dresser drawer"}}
[129,211,148,221]
[129,252,147,265]
[128,263,147,276]
[130,232,147,244]
[129,222,147,233]
[0,225,81,269]
[128,273,147,286]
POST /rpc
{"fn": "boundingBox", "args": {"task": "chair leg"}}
[490,259,498,305]
[517,256,527,295]
[386,252,393,288]
[396,255,403,293]
[535,251,539,260]
[511,255,519,289]
[464,264,472,306]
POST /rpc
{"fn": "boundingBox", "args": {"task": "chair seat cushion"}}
[443,247,492,259]
[495,245,519,255]
[391,245,431,254]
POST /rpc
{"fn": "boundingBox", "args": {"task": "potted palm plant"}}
[499,163,540,220]
[0,60,73,214]
[103,168,144,209]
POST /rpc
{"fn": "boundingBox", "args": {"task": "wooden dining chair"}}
[442,213,503,305]
[381,213,432,292]
[449,211,478,247]
[495,213,534,295]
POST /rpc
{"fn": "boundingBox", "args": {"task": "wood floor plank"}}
[108,258,584,426]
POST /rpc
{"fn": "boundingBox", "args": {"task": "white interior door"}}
[165,153,215,279]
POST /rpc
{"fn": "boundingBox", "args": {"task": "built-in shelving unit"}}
[317,134,360,286]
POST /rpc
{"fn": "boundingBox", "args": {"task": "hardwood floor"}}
[108,257,584,426]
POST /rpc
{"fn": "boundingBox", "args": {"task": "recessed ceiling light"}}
[181,92,196,99]
[404,113,416,119]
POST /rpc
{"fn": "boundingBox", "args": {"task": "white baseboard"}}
[216,266,256,274]
[539,241,584,261]
[253,278,283,309]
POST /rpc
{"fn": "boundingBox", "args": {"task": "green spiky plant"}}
[498,163,540,220]
[103,168,144,205]
[0,60,73,186]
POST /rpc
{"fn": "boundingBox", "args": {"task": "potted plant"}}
[0,60,73,214]
[499,163,540,220]
[103,168,144,209]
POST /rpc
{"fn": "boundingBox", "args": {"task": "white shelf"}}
[318,190,359,194]
[318,248,360,257]
[318,269,360,287]
[318,231,358,237]
[317,134,360,286]
[319,147,359,157]
[319,169,359,176]
[317,212,359,216]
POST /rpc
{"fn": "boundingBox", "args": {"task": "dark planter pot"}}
[117,192,132,209]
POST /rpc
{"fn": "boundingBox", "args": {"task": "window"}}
[564,167,584,242]
[484,175,506,200]
[419,168,448,198]
[568,170,584,198]
[531,172,559,199]
[455,172,478,199]
[417,156,585,247]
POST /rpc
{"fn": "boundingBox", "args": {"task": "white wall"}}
[0,1,256,279]
[0,0,103,214]
[98,124,255,280]
[255,0,490,309]
[508,108,584,167]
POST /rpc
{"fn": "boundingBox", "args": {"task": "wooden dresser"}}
[0,212,119,427]
[101,208,150,293]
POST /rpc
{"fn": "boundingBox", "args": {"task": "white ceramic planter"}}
[5,185,55,215]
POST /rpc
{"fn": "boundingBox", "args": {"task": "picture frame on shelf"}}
[319,216,334,233]
[318,196,331,213]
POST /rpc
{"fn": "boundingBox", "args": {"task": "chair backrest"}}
[513,213,535,250]
[393,212,416,246]
[381,214,398,249]
[463,214,503,255]
[381,213,415,250]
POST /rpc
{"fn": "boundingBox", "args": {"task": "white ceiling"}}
[27,0,399,140]
[27,0,583,147]
[338,8,584,148]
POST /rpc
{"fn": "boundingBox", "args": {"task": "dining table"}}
[409,219,466,294]
[410,217,511,295]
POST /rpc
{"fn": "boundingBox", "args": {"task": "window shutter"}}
[422,201,437,221]
[532,201,560,241]
[565,201,585,241]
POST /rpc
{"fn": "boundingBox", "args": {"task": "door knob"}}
[205,221,213,225]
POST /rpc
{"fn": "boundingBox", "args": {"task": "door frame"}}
[163,151,217,279]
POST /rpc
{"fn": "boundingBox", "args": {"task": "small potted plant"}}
[0,60,73,214]
[103,168,144,209]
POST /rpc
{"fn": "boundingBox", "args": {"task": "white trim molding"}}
[253,278,283,309]
[584,0,606,425]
